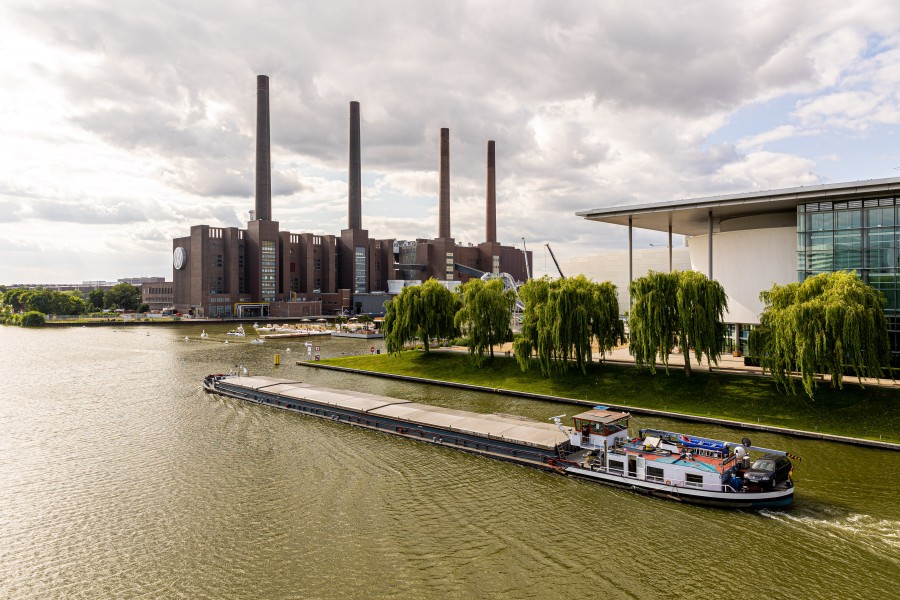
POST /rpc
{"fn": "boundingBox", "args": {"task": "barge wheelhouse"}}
[559,409,795,509]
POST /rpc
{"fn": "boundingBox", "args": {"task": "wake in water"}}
[760,503,900,561]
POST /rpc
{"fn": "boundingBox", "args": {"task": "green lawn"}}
[320,351,900,443]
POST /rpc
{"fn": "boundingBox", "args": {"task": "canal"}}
[1,324,897,599]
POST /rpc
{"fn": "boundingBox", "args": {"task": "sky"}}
[3,1,900,284]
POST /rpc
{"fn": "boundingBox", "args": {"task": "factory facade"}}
[172,76,530,318]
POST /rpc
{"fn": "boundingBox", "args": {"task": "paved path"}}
[595,346,900,390]
[441,343,899,390]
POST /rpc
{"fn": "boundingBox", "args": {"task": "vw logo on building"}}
[173,247,187,270]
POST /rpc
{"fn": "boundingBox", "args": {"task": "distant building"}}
[172,76,530,318]
[141,281,173,312]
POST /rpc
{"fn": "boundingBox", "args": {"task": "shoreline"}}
[297,360,900,451]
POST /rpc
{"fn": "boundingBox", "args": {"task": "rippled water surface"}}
[1,324,898,599]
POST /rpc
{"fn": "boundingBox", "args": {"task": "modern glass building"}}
[577,176,900,361]
[798,196,900,352]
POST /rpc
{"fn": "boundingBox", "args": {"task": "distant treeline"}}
[0,283,144,315]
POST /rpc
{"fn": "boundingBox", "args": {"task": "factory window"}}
[261,240,277,301]
[314,258,321,270]
[314,236,322,245]
[355,246,367,293]
[445,253,454,280]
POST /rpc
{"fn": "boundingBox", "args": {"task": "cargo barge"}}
[203,374,796,508]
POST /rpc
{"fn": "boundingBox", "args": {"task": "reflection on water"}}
[0,324,898,599]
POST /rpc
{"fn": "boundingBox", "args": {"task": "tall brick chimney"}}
[486,140,496,243]
[439,127,450,238]
[348,101,362,230]
[255,75,271,221]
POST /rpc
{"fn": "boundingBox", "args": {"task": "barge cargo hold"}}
[204,374,571,466]
[203,374,796,509]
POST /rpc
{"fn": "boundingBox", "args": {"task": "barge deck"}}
[205,374,571,467]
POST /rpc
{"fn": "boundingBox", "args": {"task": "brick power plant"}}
[172,75,531,318]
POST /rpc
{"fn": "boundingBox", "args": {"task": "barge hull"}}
[564,467,794,509]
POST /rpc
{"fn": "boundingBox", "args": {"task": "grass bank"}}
[320,351,900,444]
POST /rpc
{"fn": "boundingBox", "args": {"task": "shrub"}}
[21,311,46,327]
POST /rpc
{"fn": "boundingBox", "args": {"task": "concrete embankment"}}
[297,361,900,451]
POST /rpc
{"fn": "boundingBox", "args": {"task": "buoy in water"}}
[274,353,281,366]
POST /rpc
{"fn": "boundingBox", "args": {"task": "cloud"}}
[3,1,900,283]
[737,125,813,150]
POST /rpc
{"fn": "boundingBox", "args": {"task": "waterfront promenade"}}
[440,342,900,390]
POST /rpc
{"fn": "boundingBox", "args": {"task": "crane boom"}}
[545,243,565,278]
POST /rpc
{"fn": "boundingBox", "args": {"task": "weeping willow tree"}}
[629,270,727,376]
[749,271,890,399]
[384,278,460,354]
[629,271,678,374]
[676,271,729,376]
[454,278,516,365]
[513,277,553,373]
[513,275,623,375]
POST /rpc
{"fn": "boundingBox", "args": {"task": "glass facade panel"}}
[834,230,862,270]
[810,212,832,231]
[798,197,900,359]
[866,206,895,228]
[867,229,895,270]
[835,210,861,230]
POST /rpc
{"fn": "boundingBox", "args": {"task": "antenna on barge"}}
[550,414,569,436]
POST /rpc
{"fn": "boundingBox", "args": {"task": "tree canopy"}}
[454,277,516,365]
[749,271,890,398]
[87,288,105,311]
[384,278,460,354]
[513,275,622,375]
[104,283,142,311]
[1,288,88,316]
[629,270,728,376]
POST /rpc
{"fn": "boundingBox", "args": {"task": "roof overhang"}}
[576,177,900,236]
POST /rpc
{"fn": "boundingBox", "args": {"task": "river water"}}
[0,324,897,599]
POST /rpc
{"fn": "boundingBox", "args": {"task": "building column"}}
[628,216,633,291]
[707,210,713,279]
[668,222,673,273]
